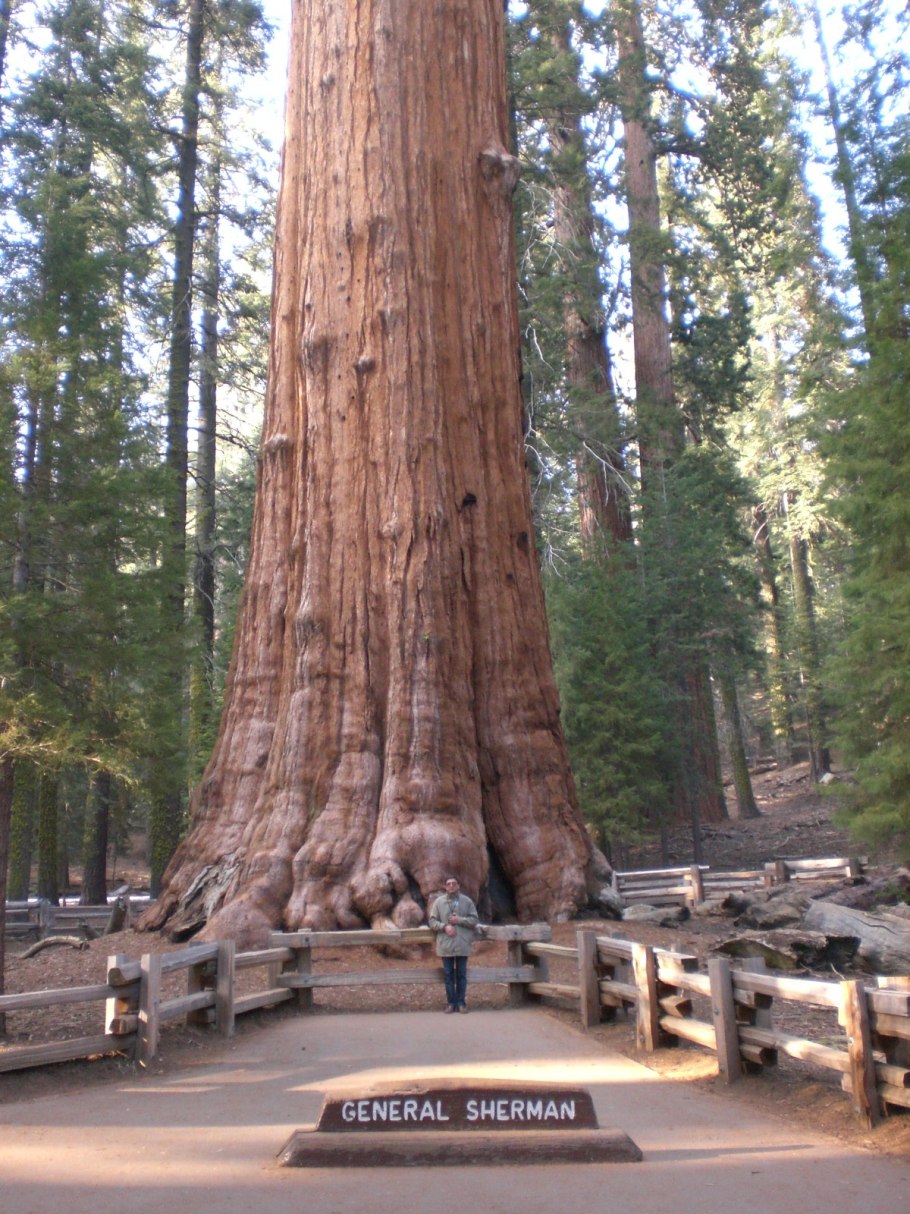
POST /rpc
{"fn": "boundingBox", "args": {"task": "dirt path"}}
[3,1007,909,1214]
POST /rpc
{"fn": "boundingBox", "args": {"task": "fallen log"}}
[19,935,90,959]
[803,901,910,973]
[714,930,858,971]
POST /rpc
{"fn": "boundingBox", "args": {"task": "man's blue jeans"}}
[442,955,468,1008]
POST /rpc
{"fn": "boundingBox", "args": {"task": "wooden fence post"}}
[708,956,740,1084]
[293,940,314,1011]
[138,952,162,1066]
[507,940,528,1007]
[630,943,659,1052]
[216,939,236,1037]
[577,929,600,1028]
[186,951,215,1027]
[687,866,705,907]
[840,978,880,1127]
[105,952,133,1039]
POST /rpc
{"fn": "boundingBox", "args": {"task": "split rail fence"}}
[612,856,864,907]
[1,918,907,1128]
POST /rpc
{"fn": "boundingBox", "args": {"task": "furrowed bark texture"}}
[144,0,599,946]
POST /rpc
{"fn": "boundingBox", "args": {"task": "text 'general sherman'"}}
[340,1096,578,1125]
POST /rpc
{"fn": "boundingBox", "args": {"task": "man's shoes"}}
[458,1005,468,1014]
[444,1005,455,1013]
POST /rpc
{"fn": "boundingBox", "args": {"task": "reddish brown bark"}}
[143,0,602,946]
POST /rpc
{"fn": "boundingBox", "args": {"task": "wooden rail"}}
[2,915,906,1130]
[611,857,864,907]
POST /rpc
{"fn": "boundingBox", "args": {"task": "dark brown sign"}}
[316,1081,598,1133]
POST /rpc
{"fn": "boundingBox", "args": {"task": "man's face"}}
[445,879,459,895]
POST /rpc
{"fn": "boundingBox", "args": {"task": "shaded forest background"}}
[1,0,908,909]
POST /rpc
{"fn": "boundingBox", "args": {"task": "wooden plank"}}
[106,952,135,1036]
[577,930,600,1028]
[658,993,692,1018]
[631,943,659,1052]
[870,1011,910,1042]
[289,943,314,1011]
[216,939,235,1037]
[278,965,536,989]
[526,981,579,1001]
[658,1015,716,1050]
[741,1043,778,1068]
[596,937,697,970]
[840,978,881,1127]
[866,989,910,1016]
[599,979,638,1004]
[0,981,123,1013]
[687,865,705,906]
[655,963,710,997]
[269,923,550,949]
[108,942,220,988]
[235,946,295,970]
[233,988,294,1016]
[138,952,162,1066]
[0,1033,127,1073]
[524,943,577,961]
[731,970,841,1008]
[159,989,214,1023]
[708,957,741,1084]
[736,957,773,1032]
[614,866,708,881]
[738,1024,849,1073]
[507,940,527,1008]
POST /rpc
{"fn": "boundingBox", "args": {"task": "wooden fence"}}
[611,856,864,907]
[2,917,906,1128]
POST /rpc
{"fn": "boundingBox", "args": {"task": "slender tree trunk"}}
[788,525,831,781]
[614,0,726,828]
[36,775,59,904]
[753,503,796,764]
[143,0,603,946]
[0,757,13,1035]
[190,149,221,774]
[546,21,631,557]
[81,770,112,905]
[149,0,205,890]
[718,672,760,819]
[7,763,36,899]
[808,0,877,340]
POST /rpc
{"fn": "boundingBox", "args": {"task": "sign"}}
[316,1083,598,1132]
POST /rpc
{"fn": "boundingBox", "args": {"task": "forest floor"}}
[3,760,910,1160]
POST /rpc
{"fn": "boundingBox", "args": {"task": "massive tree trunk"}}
[142,0,603,947]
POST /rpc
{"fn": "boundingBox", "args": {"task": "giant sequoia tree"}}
[143,0,602,945]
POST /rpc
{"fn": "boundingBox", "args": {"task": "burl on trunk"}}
[143,0,605,946]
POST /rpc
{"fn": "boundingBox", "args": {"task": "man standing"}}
[428,876,479,1013]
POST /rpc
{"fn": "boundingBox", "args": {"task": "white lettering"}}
[436,1100,449,1122]
[372,1100,388,1121]
[544,1100,559,1119]
[480,1099,496,1119]
[559,1100,576,1121]
[526,1099,543,1119]
[510,1099,525,1120]
[389,1099,402,1122]
[357,1100,370,1122]
[403,1098,418,1120]
[466,1099,478,1121]
[341,1101,356,1123]
[419,1100,436,1122]
[496,1099,508,1120]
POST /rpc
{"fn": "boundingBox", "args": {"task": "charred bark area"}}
[143,0,603,946]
